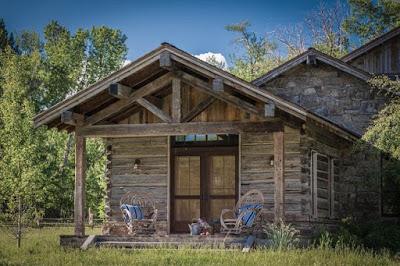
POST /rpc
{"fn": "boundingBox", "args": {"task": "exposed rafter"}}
[84,72,173,125]
[181,96,216,122]
[108,83,133,99]
[61,111,85,126]
[136,98,172,123]
[177,71,264,117]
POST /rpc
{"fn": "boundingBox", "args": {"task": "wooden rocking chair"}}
[220,189,264,234]
[120,192,158,235]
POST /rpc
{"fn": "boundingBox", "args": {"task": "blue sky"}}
[1,0,339,64]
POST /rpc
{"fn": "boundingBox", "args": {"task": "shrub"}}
[264,220,299,250]
[336,217,400,252]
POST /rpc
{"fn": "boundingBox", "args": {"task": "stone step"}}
[96,240,243,249]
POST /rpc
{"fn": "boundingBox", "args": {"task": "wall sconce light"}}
[270,155,274,166]
[133,159,141,170]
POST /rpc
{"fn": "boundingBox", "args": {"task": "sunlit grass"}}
[0,227,398,266]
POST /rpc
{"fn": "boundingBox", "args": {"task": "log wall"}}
[105,136,169,234]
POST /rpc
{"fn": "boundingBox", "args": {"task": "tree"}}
[0,48,45,247]
[225,21,281,81]
[203,54,227,70]
[0,18,17,52]
[276,1,349,58]
[363,76,400,159]
[343,0,400,44]
[362,76,400,215]
[0,21,128,222]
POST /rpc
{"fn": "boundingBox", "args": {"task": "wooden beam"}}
[306,54,317,65]
[61,111,85,126]
[74,133,86,237]
[273,130,284,223]
[264,101,275,117]
[160,51,172,68]
[85,72,173,125]
[171,78,182,122]
[108,83,133,99]
[181,96,216,122]
[136,98,173,123]
[212,77,224,92]
[77,121,282,138]
[177,71,264,117]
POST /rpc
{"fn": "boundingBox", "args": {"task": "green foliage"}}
[0,20,127,221]
[343,0,400,44]
[225,21,281,81]
[264,220,300,250]
[0,18,17,52]
[0,227,397,266]
[336,217,400,252]
[363,77,400,159]
[0,48,45,209]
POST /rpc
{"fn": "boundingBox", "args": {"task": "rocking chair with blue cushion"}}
[220,189,264,234]
[120,192,158,235]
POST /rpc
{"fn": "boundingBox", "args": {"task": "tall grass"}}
[0,227,398,266]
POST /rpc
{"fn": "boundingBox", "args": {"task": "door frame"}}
[169,141,239,233]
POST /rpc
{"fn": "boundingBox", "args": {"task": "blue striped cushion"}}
[121,204,144,223]
[238,204,262,227]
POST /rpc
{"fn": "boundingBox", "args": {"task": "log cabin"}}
[34,27,400,247]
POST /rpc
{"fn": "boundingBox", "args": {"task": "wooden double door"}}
[171,146,238,233]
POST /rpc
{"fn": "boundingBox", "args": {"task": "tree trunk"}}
[17,195,22,248]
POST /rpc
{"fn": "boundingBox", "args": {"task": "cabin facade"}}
[34,29,400,244]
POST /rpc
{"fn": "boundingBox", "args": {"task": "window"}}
[311,151,338,219]
[172,134,238,147]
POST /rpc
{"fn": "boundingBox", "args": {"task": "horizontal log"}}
[77,121,283,137]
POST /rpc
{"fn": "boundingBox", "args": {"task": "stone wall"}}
[260,63,388,135]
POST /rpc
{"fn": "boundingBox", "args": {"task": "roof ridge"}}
[342,26,400,62]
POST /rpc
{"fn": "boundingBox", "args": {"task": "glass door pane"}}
[173,156,201,232]
[208,155,236,224]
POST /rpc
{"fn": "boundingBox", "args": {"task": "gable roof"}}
[342,26,400,62]
[34,43,359,141]
[252,48,371,86]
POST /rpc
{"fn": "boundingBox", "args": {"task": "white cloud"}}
[123,59,132,66]
[195,52,228,70]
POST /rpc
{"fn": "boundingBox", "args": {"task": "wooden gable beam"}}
[212,77,224,92]
[136,98,172,123]
[264,101,275,117]
[61,111,85,126]
[108,83,133,99]
[160,51,172,68]
[84,72,173,125]
[177,71,264,117]
[306,54,317,65]
[171,78,182,122]
[77,121,283,138]
[181,96,216,122]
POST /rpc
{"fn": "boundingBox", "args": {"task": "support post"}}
[171,78,182,122]
[74,133,86,237]
[273,130,284,223]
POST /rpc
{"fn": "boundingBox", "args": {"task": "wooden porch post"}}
[273,130,284,223]
[74,133,86,237]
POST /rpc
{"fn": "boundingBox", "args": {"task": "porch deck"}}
[60,234,262,250]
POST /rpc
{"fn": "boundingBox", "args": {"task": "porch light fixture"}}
[270,155,274,166]
[133,159,141,170]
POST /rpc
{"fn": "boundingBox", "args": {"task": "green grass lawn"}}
[0,227,398,266]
